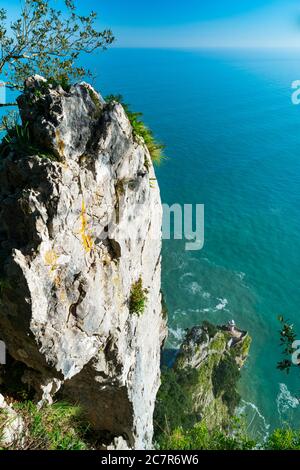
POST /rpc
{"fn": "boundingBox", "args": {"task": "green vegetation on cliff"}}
[0,113,57,161]
[129,277,148,315]
[158,421,256,450]
[154,366,199,434]
[154,321,252,448]
[105,95,165,165]
[212,354,241,415]
[155,322,251,440]
[2,397,300,451]
[0,401,91,450]
[158,422,300,451]
[155,320,300,450]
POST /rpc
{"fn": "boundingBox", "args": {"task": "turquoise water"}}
[94,48,300,437]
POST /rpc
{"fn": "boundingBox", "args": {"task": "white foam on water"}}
[179,272,212,300]
[215,298,228,311]
[276,383,299,422]
[236,271,246,281]
[180,272,193,280]
[202,291,211,299]
[238,400,270,442]
[187,281,203,295]
[169,326,185,346]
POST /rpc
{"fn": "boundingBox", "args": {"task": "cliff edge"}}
[0,76,166,449]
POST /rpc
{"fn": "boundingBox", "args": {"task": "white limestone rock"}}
[0,76,166,449]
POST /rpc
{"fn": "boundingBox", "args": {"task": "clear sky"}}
[3,0,300,48]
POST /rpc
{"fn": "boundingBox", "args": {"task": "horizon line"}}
[111,44,300,49]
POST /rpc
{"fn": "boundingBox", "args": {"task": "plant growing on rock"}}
[154,322,252,446]
[0,112,57,160]
[212,354,241,415]
[106,95,165,165]
[156,420,257,451]
[1,401,90,450]
[157,421,300,451]
[129,277,148,316]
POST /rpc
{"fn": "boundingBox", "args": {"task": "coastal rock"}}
[174,321,251,429]
[17,75,105,162]
[0,76,166,449]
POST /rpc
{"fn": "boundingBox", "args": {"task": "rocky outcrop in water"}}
[155,321,251,434]
[0,76,166,449]
[174,322,251,428]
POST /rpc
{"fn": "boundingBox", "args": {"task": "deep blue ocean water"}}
[94,48,300,437]
[4,47,300,437]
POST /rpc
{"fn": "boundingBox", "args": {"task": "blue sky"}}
[3,0,300,48]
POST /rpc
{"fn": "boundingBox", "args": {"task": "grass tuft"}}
[3,401,90,450]
[0,113,58,161]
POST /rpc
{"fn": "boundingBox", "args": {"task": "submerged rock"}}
[0,76,166,449]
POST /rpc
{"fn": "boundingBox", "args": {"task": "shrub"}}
[154,366,199,439]
[0,114,57,161]
[158,425,300,451]
[105,95,165,165]
[202,320,218,338]
[212,354,241,415]
[266,428,300,450]
[129,277,148,315]
[31,77,71,95]
[157,421,257,451]
[5,401,90,450]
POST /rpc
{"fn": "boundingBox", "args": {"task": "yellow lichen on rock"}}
[44,250,58,271]
[80,200,94,253]
[55,129,65,158]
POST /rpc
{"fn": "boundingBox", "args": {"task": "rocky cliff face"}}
[0,76,166,449]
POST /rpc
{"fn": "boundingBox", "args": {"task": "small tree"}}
[277,316,297,373]
[0,0,114,107]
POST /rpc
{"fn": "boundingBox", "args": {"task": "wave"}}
[202,291,211,299]
[187,281,203,295]
[236,271,246,281]
[238,400,270,442]
[276,383,299,424]
[168,326,185,346]
[180,272,193,279]
[179,271,212,301]
[214,298,228,311]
